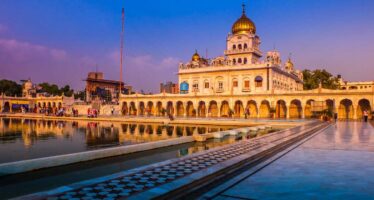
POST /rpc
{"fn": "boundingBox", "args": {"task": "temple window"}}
[232,44,236,50]
[204,81,209,89]
[238,58,242,63]
[238,44,242,49]
[243,58,247,64]
[244,43,248,49]
[255,76,263,87]
[233,79,238,87]
[233,59,236,65]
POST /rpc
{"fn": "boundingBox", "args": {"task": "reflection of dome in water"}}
[232,4,256,34]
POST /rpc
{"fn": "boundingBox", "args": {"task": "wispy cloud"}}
[0,38,67,62]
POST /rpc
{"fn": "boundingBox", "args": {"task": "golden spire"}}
[231,3,256,34]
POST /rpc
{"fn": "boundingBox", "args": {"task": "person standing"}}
[363,110,368,122]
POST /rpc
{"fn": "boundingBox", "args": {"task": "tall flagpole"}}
[119,8,124,99]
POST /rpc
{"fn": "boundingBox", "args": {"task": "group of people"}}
[87,108,99,118]
[71,107,79,117]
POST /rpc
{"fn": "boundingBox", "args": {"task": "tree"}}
[0,79,22,96]
[302,69,340,90]
[38,82,74,96]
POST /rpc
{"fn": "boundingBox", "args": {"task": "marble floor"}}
[213,121,374,200]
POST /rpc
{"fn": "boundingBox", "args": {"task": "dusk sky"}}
[0,0,374,93]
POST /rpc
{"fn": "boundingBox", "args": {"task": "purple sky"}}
[0,0,374,93]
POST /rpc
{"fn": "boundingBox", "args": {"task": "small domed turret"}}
[192,50,200,62]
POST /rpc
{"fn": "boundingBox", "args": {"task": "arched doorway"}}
[129,102,137,115]
[176,101,184,117]
[208,101,218,117]
[156,101,163,116]
[234,100,244,118]
[166,101,174,116]
[198,101,206,117]
[246,100,258,118]
[276,100,287,118]
[122,102,128,115]
[338,99,354,120]
[3,102,10,112]
[304,99,315,118]
[186,101,195,117]
[146,102,154,116]
[289,99,302,118]
[138,102,145,116]
[259,100,270,118]
[220,101,231,117]
[357,99,371,120]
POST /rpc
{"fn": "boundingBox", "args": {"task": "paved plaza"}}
[209,121,374,200]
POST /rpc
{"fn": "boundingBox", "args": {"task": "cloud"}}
[0,38,67,62]
[160,57,180,69]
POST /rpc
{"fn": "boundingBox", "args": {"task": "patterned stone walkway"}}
[19,121,324,200]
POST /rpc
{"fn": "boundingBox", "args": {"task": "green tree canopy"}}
[0,79,22,96]
[38,82,74,97]
[302,69,340,90]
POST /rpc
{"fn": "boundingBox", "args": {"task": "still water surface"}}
[0,117,242,163]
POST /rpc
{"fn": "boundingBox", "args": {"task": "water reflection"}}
[0,118,240,163]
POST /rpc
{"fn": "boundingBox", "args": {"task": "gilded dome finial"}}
[232,3,256,34]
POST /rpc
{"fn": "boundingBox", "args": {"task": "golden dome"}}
[285,58,294,70]
[232,4,256,34]
[192,50,200,61]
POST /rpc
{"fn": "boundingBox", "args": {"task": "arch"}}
[208,101,218,117]
[180,81,189,94]
[276,100,287,118]
[233,59,236,65]
[156,101,163,116]
[289,99,302,118]
[246,100,258,118]
[357,99,371,120]
[243,43,248,49]
[238,44,242,49]
[52,102,56,108]
[47,102,52,108]
[186,101,196,117]
[220,101,231,117]
[232,44,236,50]
[3,102,10,112]
[138,102,145,116]
[238,58,242,64]
[166,101,174,115]
[146,101,154,116]
[129,102,137,115]
[338,99,354,120]
[255,76,263,87]
[198,101,206,117]
[259,100,270,118]
[234,100,244,118]
[304,99,315,118]
[58,102,62,109]
[122,102,128,115]
[176,101,184,117]
[243,57,248,64]
[325,99,334,112]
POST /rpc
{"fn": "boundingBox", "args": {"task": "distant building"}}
[160,82,179,94]
[337,75,374,91]
[85,72,132,102]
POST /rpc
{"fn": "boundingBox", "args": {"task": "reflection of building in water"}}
[0,118,76,147]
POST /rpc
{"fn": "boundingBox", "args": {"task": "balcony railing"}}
[225,48,262,56]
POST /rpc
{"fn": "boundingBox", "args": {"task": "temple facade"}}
[119,4,374,120]
[178,5,303,95]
